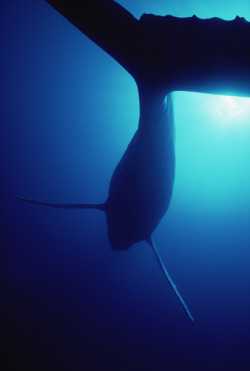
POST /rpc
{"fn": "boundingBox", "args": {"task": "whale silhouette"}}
[17,88,193,322]
[17,0,194,322]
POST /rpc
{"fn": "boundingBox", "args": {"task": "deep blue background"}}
[1,1,250,370]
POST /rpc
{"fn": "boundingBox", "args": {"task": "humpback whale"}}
[17,0,194,322]
[17,89,193,322]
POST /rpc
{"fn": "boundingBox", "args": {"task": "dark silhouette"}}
[43,0,250,97]
[17,1,250,321]
[17,91,194,321]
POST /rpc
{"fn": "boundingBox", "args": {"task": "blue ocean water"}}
[1,1,250,370]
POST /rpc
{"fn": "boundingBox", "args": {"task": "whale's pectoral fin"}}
[147,236,194,323]
[16,196,106,211]
[45,0,140,80]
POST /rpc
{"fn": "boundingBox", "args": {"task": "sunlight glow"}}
[175,92,250,216]
[213,95,250,125]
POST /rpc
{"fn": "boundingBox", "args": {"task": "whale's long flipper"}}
[45,1,250,97]
[147,237,194,322]
[45,0,140,80]
[16,196,106,211]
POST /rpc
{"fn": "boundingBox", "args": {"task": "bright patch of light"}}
[174,92,250,217]
[212,95,250,126]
